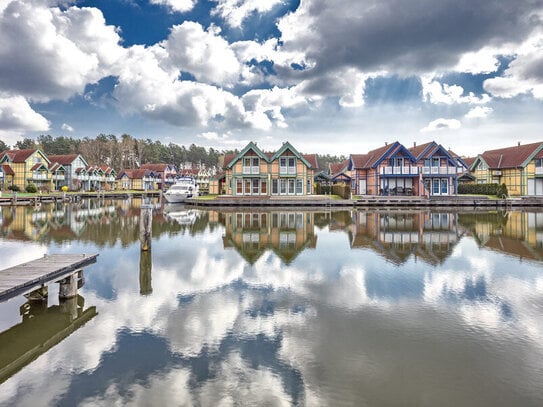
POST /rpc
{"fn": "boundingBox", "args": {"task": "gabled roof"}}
[477,142,543,169]
[47,154,86,166]
[48,162,65,172]
[330,159,349,175]
[409,142,460,166]
[222,153,236,169]
[0,149,50,164]
[270,141,312,168]
[30,162,48,171]
[463,157,476,169]
[302,154,318,169]
[118,169,153,179]
[226,141,269,169]
[350,142,415,169]
[141,163,171,171]
[408,142,435,160]
[1,163,14,175]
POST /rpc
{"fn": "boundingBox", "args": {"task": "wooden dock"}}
[0,254,98,303]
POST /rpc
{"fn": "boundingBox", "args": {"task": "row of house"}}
[0,148,215,192]
[210,140,543,197]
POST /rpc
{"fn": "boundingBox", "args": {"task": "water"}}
[0,199,543,406]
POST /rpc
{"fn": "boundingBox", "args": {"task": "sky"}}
[0,0,542,157]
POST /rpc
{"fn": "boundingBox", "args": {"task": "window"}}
[280,157,296,174]
[394,157,404,167]
[288,179,295,194]
[261,180,267,194]
[307,179,311,194]
[433,179,440,194]
[237,179,242,194]
[280,179,287,194]
[536,158,543,167]
[296,179,303,194]
[252,179,259,194]
[441,179,448,194]
[432,157,440,167]
[244,179,251,195]
[272,179,278,194]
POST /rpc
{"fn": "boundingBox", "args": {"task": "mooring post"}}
[140,202,153,251]
[59,272,78,299]
[59,295,79,321]
[12,191,17,205]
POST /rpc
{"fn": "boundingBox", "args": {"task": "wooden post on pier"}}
[140,203,153,251]
[59,272,78,299]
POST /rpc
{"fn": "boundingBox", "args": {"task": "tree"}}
[0,139,8,152]
[15,137,37,150]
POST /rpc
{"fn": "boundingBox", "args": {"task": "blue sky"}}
[0,0,542,156]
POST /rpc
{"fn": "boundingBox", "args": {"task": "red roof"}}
[302,154,318,169]
[351,143,399,169]
[463,156,476,168]
[480,142,543,169]
[408,141,435,160]
[30,163,46,171]
[1,163,14,175]
[119,169,150,179]
[330,159,349,175]
[47,154,80,165]
[223,153,235,168]
[0,149,37,163]
[141,163,169,171]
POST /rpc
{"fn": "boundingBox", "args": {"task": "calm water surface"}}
[0,199,543,406]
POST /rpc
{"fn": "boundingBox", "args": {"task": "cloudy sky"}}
[0,0,542,156]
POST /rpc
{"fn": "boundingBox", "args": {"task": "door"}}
[528,179,535,195]
[359,179,367,195]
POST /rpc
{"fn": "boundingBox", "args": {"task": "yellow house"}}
[470,142,543,196]
[222,141,318,196]
[0,149,51,191]
[117,169,156,191]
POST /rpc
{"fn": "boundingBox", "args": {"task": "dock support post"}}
[24,286,48,302]
[140,203,153,251]
[59,272,78,299]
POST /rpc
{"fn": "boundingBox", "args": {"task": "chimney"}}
[518,141,521,147]
[413,141,416,148]
[385,142,388,146]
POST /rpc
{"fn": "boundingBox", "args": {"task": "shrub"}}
[332,184,351,199]
[496,183,508,198]
[8,184,20,192]
[458,183,499,195]
[25,183,38,193]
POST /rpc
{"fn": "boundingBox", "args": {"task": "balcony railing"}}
[536,167,543,175]
[78,175,89,181]
[242,166,260,175]
[52,174,65,180]
[279,166,296,175]
[31,173,49,180]
[422,166,459,175]
[380,166,419,175]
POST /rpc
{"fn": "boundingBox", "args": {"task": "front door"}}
[359,179,367,195]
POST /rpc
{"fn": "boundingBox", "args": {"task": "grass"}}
[194,194,218,200]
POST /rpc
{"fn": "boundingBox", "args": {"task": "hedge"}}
[458,183,508,197]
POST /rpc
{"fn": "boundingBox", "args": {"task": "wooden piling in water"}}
[140,203,153,251]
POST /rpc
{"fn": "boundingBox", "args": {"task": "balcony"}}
[31,173,49,180]
[535,167,543,175]
[143,177,154,182]
[78,175,89,181]
[52,174,65,180]
[279,166,296,175]
[380,167,419,175]
[242,166,260,175]
[421,166,459,175]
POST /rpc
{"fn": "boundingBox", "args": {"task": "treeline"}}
[0,134,346,171]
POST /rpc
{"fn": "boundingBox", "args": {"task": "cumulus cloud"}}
[484,32,543,99]
[0,94,50,131]
[163,22,241,87]
[420,118,462,133]
[421,77,491,105]
[276,0,541,76]
[212,0,283,28]
[149,0,196,13]
[0,1,123,101]
[465,106,493,119]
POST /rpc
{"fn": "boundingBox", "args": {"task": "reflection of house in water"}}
[459,211,543,262]
[0,295,97,384]
[348,210,464,265]
[222,211,317,264]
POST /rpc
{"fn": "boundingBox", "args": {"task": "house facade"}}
[471,142,543,196]
[118,169,156,191]
[47,154,88,190]
[0,149,51,191]
[349,142,419,196]
[223,142,317,196]
[409,142,467,196]
[141,164,177,190]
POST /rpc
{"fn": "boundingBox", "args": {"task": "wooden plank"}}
[0,254,98,302]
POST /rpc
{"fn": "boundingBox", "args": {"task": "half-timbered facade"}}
[0,149,51,191]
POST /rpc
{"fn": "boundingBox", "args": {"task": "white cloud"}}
[61,122,74,132]
[164,22,242,87]
[421,77,491,105]
[454,47,503,75]
[212,0,283,28]
[420,118,462,133]
[0,94,50,131]
[484,32,543,100]
[149,0,196,13]
[465,106,493,119]
[0,1,123,101]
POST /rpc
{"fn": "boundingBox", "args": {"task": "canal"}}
[0,199,542,406]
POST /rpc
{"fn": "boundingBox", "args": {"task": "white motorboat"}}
[163,177,199,203]
[164,206,197,225]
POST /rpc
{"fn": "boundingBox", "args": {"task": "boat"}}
[163,206,197,225]
[163,177,199,203]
